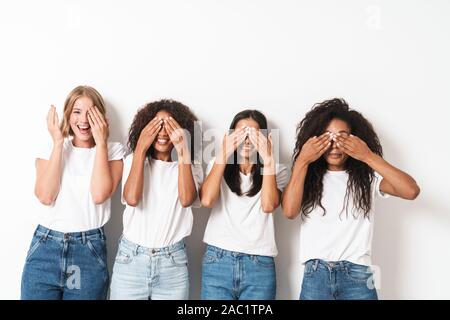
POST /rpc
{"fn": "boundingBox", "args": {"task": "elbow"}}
[282,206,300,220]
[261,202,278,214]
[37,195,54,206]
[180,197,195,208]
[404,184,421,200]
[91,189,113,205]
[35,189,55,206]
[124,195,140,207]
[91,194,109,205]
[200,197,215,209]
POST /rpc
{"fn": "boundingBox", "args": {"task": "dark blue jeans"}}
[201,245,276,300]
[300,259,378,300]
[21,225,109,300]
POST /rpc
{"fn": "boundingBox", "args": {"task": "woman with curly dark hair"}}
[110,99,203,300]
[282,98,420,300]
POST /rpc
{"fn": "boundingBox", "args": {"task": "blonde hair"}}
[60,86,106,137]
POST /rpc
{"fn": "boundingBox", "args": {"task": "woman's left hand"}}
[248,128,274,165]
[88,106,109,146]
[164,117,189,158]
[334,133,373,162]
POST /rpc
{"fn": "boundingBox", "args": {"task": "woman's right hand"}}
[47,105,64,144]
[297,132,332,165]
[218,127,247,163]
[136,117,163,154]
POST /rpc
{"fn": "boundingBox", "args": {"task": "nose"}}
[159,125,167,135]
[80,111,88,123]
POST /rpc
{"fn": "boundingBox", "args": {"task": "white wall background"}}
[0,0,449,300]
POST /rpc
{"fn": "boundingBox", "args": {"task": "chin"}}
[153,145,173,154]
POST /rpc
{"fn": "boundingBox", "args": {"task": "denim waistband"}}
[35,224,105,243]
[205,244,268,258]
[120,236,185,257]
[305,259,369,272]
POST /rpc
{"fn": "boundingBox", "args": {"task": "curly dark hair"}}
[127,99,198,161]
[293,98,383,219]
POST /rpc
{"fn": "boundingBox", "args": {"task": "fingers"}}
[47,105,56,126]
[145,117,164,134]
[91,106,107,127]
[167,116,181,129]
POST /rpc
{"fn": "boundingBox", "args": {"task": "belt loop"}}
[313,259,319,271]
[82,232,86,245]
[42,229,50,242]
[99,228,105,240]
[134,244,139,256]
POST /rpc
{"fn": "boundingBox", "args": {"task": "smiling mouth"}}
[156,137,170,145]
[77,124,91,135]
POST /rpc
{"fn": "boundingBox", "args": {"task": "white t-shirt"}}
[203,159,289,257]
[36,138,126,233]
[299,170,389,266]
[121,155,204,248]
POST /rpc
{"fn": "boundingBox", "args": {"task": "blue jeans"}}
[21,225,109,300]
[201,245,276,300]
[110,237,189,300]
[300,259,378,300]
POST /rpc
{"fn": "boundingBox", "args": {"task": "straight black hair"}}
[224,109,267,197]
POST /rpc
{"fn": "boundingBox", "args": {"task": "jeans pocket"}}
[345,264,373,282]
[251,255,275,269]
[203,249,220,264]
[25,234,44,262]
[169,249,188,267]
[115,248,133,264]
[87,239,107,267]
[303,260,318,277]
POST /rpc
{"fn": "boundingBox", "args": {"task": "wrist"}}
[364,152,379,166]
[135,145,148,158]
[294,157,309,172]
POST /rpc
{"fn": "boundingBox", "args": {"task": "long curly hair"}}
[293,98,383,219]
[224,109,267,197]
[127,99,198,161]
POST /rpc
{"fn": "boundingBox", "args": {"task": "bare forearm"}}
[178,160,197,207]
[123,149,146,207]
[200,157,226,208]
[261,162,280,213]
[282,160,308,219]
[365,153,420,199]
[35,142,64,205]
[90,143,113,204]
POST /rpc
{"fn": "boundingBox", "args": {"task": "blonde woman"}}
[21,86,125,300]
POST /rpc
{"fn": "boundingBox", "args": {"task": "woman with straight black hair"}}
[200,109,288,300]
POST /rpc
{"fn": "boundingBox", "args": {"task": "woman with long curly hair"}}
[200,110,288,300]
[282,98,420,300]
[109,99,203,300]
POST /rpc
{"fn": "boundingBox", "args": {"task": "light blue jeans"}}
[201,245,276,300]
[110,237,189,300]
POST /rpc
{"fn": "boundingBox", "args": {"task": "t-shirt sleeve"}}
[108,142,127,161]
[121,154,133,205]
[375,172,390,199]
[190,163,204,208]
[275,163,290,192]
